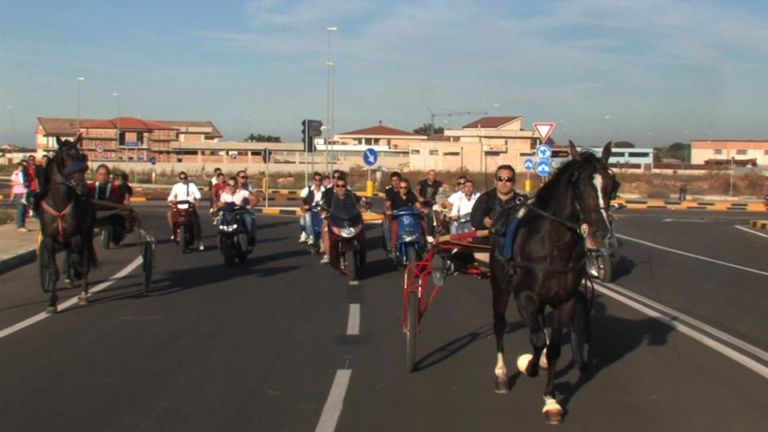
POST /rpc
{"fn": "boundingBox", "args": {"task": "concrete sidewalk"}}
[0,217,39,274]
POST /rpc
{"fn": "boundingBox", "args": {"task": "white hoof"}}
[539,347,549,370]
[542,397,563,424]
[77,292,89,305]
[516,353,533,374]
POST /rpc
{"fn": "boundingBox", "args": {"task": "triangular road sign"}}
[532,122,556,143]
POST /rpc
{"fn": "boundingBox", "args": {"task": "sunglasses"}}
[238,175,248,179]
[227,183,236,187]
[457,181,466,185]
[313,178,322,182]
[335,184,346,188]
[179,177,188,180]
[496,176,514,183]
[399,186,409,190]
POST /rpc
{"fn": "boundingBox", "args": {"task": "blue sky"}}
[2,0,767,147]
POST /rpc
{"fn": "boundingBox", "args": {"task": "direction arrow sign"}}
[536,144,552,159]
[523,158,534,172]
[363,148,378,167]
[535,159,553,177]
[532,122,556,144]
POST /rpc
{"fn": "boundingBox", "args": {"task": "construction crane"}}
[428,109,488,136]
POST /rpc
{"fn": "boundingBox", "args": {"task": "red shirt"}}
[213,182,225,202]
[26,164,38,192]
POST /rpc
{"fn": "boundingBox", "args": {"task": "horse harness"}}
[40,200,74,241]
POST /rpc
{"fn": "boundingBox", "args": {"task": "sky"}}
[2,0,768,147]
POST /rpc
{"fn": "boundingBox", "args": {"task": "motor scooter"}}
[172,200,197,253]
[328,211,366,285]
[218,202,253,266]
[391,207,426,267]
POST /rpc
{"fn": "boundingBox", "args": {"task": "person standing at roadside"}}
[10,161,29,231]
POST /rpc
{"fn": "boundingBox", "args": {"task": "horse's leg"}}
[63,248,72,285]
[570,291,590,373]
[515,293,547,378]
[71,236,89,305]
[491,274,512,392]
[44,238,59,314]
[541,299,576,424]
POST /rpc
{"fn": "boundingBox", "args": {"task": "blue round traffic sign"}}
[523,158,535,172]
[536,144,552,159]
[363,148,378,167]
[535,159,553,177]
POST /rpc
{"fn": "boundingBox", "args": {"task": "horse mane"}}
[533,150,601,211]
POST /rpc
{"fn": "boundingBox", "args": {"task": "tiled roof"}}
[37,117,98,136]
[339,125,422,137]
[81,117,177,130]
[462,116,520,129]
[158,120,223,138]
[37,117,221,137]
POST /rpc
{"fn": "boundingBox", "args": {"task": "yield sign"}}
[532,122,556,143]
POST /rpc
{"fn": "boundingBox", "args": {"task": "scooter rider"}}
[319,170,346,264]
[450,179,479,233]
[299,172,325,244]
[382,171,402,252]
[416,169,443,240]
[167,171,204,251]
[326,176,367,275]
[218,176,259,245]
[387,178,425,253]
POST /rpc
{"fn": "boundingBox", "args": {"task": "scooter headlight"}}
[340,227,356,238]
[401,233,418,242]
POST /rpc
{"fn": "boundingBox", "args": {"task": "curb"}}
[615,198,767,212]
[750,220,768,230]
[253,207,385,222]
[0,247,37,275]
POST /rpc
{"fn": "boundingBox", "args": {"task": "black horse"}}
[490,141,618,423]
[37,135,97,313]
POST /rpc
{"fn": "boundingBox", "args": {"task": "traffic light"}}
[301,119,323,152]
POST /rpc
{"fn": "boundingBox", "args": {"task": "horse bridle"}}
[41,147,89,239]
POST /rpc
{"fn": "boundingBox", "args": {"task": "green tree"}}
[413,123,444,136]
[613,141,635,148]
[245,133,282,143]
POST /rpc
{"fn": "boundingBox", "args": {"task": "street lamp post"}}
[76,76,86,131]
[325,26,337,174]
[113,92,120,152]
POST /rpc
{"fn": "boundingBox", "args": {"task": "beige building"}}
[690,139,768,167]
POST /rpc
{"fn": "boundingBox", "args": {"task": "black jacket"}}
[470,188,526,230]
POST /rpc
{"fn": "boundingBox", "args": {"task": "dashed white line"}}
[0,256,142,340]
[617,233,768,277]
[315,369,352,432]
[595,281,768,380]
[346,304,360,336]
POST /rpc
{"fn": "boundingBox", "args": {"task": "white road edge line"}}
[617,233,768,277]
[595,282,768,380]
[0,256,143,340]
[346,304,360,336]
[734,224,768,239]
[315,369,352,432]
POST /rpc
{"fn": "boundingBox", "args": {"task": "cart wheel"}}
[406,289,418,372]
[142,241,153,293]
[37,243,52,293]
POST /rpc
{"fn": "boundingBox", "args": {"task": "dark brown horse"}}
[38,135,97,313]
[490,141,618,423]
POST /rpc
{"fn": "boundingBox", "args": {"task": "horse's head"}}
[53,134,89,196]
[568,140,620,250]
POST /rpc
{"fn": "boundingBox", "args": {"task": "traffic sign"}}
[262,148,271,164]
[229,151,237,160]
[532,122,556,144]
[536,144,552,159]
[96,144,104,153]
[149,156,157,165]
[535,159,553,177]
[363,148,378,167]
[523,158,534,172]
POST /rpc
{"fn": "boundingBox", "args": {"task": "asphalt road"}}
[0,204,766,431]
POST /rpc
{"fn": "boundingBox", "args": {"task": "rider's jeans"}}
[14,193,27,229]
[382,216,391,250]
[241,211,257,241]
[302,212,314,240]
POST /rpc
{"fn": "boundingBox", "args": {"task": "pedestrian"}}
[678,182,688,201]
[10,161,29,231]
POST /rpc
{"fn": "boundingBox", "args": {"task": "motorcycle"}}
[328,210,366,285]
[217,202,253,266]
[391,207,426,267]
[171,200,197,253]
[306,202,324,255]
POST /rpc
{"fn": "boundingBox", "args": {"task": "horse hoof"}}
[517,354,533,375]
[494,377,510,393]
[539,347,549,370]
[78,293,89,305]
[45,306,57,315]
[542,397,564,424]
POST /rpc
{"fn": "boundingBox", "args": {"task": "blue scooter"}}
[307,202,324,255]
[391,207,426,267]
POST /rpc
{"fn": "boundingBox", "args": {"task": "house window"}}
[443,152,459,156]
[736,149,748,155]
[410,149,420,155]
[714,149,722,155]
[429,149,439,156]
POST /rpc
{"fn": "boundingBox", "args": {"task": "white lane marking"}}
[0,256,142,340]
[617,233,768,277]
[661,218,707,223]
[315,369,352,432]
[346,304,360,336]
[735,224,768,239]
[595,282,768,380]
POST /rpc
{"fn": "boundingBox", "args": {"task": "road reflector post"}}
[366,180,374,197]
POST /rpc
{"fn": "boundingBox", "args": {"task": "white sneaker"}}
[320,254,330,264]
[198,243,205,251]
[18,227,29,232]
[299,232,308,243]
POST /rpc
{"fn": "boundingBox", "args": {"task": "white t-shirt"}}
[168,182,202,203]
[451,192,480,218]
[220,189,252,207]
